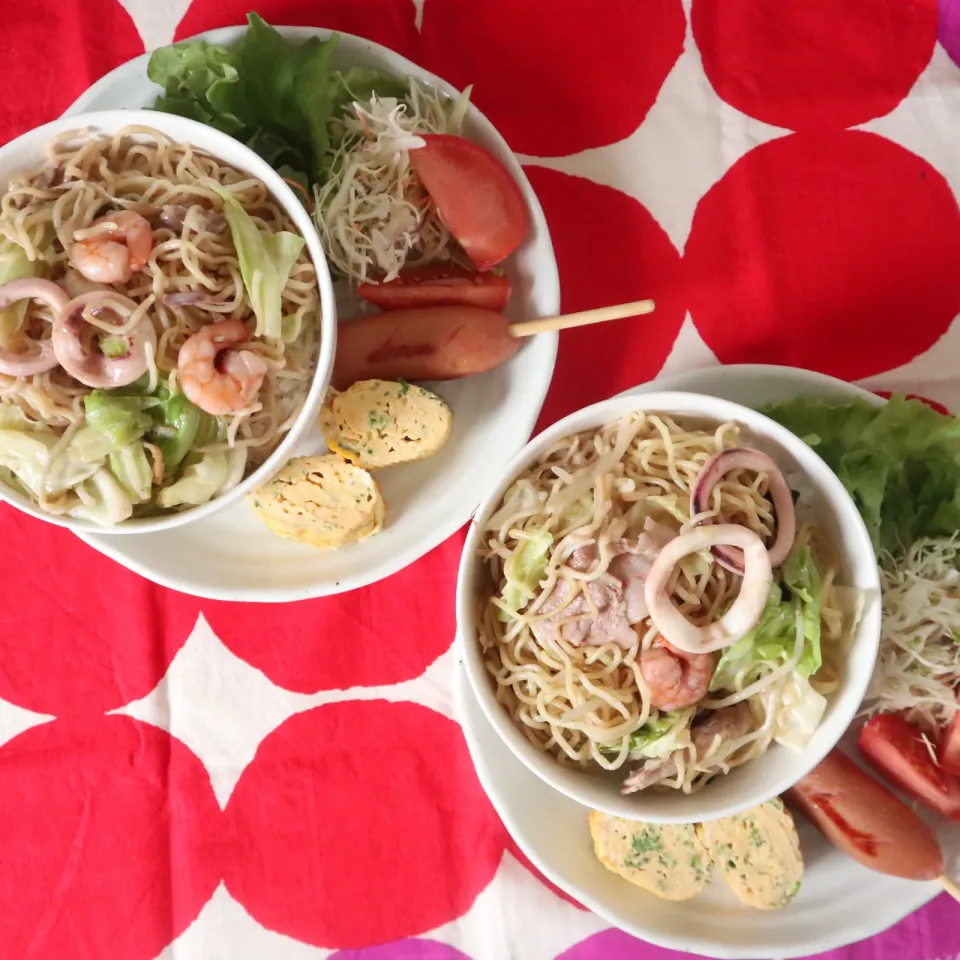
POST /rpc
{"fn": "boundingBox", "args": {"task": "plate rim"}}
[59,24,560,602]
[454,363,938,960]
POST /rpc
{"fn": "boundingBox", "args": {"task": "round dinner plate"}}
[454,364,960,960]
[59,27,559,601]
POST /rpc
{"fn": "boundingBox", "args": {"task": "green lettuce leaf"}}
[499,528,553,620]
[147,15,414,192]
[0,429,60,496]
[68,426,112,464]
[83,378,217,480]
[216,187,305,339]
[761,394,960,554]
[0,408,109,495]
[290,33,339,170]
[147,39,245,128]
[711,584,792,692]
[782,547,823,678]
[711,547,823,690]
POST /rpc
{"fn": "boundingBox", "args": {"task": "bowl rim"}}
[456,388,882,822]
[0,107,337,535]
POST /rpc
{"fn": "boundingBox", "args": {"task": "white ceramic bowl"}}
[57,28,559,600]
[457,389,882,823]
[0,108,336,535]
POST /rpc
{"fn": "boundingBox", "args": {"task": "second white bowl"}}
[457,389,881,823]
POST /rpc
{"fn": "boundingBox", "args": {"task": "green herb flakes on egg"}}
[320,379,452,469]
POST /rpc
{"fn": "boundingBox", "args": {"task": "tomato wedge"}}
[357,265,511,311]
[938,711,960,776]
[410,134,530,270]
[859,713,960,820]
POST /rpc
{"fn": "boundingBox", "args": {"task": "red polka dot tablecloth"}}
[3,1,960,958]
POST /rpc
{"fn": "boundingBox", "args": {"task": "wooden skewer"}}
[939,875,960,903]
[507,299,656,338]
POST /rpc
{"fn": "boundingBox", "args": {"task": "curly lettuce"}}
[147,13,407,192]
[762,393,960,554]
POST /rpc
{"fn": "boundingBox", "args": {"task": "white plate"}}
[61,27,559,600]
[454,364,960,959]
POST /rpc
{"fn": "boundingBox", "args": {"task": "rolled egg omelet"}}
[251,454,385,550]
[696,798,803,909]
[320,379,452,470]
[589,811,712,901]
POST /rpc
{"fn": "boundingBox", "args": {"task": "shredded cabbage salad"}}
[314,79,472,285]
[861,535,960,734]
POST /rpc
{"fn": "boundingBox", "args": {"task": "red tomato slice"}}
[356,265,511,311]
[860,713,960,820]
[410,135,530,270]
[938,711,960,777]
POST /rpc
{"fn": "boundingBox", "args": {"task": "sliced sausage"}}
[787,749,944,881]
[333,305,520,389]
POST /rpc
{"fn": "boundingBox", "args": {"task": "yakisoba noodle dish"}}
[0,124,320,525]
[477,410,864,795]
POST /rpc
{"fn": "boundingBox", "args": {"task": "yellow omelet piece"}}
[589,810,712,902]
[320,379,452,470]
[696,798,803,909]
[251,454,385,550]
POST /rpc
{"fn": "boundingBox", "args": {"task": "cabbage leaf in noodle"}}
[216,187,305,340]
[499,527,553,621]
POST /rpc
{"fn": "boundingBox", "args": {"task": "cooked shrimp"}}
[640,637,716,712]
[0,278,69,376]
[178,319,268,416]
[51,294,156,388]
[70,211,153,284]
